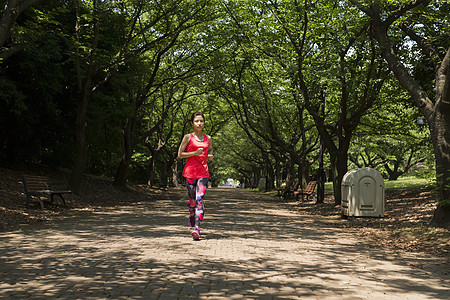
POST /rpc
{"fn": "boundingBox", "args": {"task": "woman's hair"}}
[189,112,205,125]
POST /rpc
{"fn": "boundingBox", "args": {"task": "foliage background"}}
[0,0,444,194]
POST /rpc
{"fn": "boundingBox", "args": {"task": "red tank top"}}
[182,133,209,179]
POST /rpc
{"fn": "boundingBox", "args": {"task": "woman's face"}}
[193,115,204,130]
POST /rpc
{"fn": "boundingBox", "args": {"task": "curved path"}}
[0,188,449,299]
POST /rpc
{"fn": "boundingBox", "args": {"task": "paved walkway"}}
[0,188,449,299]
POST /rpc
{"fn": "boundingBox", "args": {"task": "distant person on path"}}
[177,112,214,240]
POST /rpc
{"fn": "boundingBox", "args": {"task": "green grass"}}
[384,177,431,190]
[324,176,432,192]
[252,176,433,195]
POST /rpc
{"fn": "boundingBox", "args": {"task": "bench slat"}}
[278,180,301,198]
[26,183,49,189]
[22,175,71,209]
[293,181,317,202]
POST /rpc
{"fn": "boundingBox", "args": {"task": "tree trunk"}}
[275,163,282,189]
[284,162,294,189]
[172,159,178,187]
[148,150,158,186]
[385,162,401,181]
[266,161,275,190]
[113,117,135,188]
[69,0,99,195]
[298,161,308,190]
[69,91,89,194]
[429,103,450,227]
[431,205,450,229]
[252,165,260,188]
[330,149,349,206]
[160,160,169,188]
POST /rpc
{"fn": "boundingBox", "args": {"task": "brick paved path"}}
[0,188,449,299]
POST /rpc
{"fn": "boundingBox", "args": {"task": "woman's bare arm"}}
[178,134,203,159]
[207,135,214,161]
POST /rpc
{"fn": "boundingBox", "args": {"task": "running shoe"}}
[191,227,200,240]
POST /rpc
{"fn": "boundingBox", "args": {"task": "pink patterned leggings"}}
[186,178,208,227]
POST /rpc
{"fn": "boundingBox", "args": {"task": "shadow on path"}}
[0,188,448,299]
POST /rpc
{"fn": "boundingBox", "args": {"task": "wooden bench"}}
[22,175,71,209]
[277,180,301,199]
[293,181,317,202]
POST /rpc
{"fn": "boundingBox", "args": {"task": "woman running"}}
[177,112,214,240]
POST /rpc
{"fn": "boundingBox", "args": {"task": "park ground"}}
[0,166,449,298]
[1,166,448,257]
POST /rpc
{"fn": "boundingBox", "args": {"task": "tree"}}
[0,0,43,59]
[349,77,433,180]
[220,1,321,189]
[69,0,211,193]
[112,0,217,188]
[221,57,319,189]
[212,119,268,188]
[349,0,450,226]
[70,0,126,193]
[260,0,388,204]
[0,1,76,167]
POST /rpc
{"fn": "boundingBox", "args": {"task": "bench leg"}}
[305,193,314,202]
[37,196,45,209]
[51,193,67,206]
[25,195,45,209]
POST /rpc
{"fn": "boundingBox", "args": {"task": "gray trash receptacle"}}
[341,167,385,217]
[258,177,266,191]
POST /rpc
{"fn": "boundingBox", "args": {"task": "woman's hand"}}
[196,148,204,155]
[208,154,214,161]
